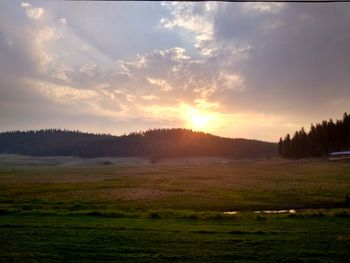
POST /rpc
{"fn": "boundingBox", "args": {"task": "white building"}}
[329,151,350,161]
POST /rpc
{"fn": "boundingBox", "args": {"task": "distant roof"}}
[329,151,350,156]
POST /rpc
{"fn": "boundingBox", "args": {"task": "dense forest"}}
[0,128,277,159]
[279,112,350,158]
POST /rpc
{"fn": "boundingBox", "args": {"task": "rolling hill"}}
[0,128,277,159]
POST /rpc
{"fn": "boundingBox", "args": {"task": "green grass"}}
[1,160,350,212]
[0,214,349,262]
[1,158,350,262]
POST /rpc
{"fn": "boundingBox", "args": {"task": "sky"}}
[1,1,350,142]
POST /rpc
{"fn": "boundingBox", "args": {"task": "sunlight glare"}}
[187,108,213,131]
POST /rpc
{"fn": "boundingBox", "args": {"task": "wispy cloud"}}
[21,2,45,20]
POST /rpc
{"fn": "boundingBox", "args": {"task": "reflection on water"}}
[223,209,296,215]
[223,211,238,215]
[254,209,296,214]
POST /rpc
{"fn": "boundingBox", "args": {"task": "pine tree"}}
[279,112,350,158]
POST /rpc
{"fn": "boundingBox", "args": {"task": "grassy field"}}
[0,156,350,262]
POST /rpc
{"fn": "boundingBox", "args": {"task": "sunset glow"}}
[0,2,349,141]
[188,108,212,131]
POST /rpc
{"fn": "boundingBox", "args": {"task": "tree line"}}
[279,112,350,158]
[0,128,277,159]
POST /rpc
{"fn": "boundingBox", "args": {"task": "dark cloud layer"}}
[211,3,350,117]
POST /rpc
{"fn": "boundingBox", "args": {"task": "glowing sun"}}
[187,108,213,130]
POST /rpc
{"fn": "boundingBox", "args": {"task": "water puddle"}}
[254,209,296,214]
[223,209,296,215]
[223,211,238,215]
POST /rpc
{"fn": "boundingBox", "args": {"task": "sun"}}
[187,108,213,131]
[192,114,211,129]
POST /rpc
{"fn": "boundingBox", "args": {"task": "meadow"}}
[0,155,350,262]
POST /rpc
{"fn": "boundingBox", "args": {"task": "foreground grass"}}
[1,158,350,262]
[0,213,350,262]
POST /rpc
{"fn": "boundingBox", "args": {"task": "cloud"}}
[157,2,350,138]
[142,95,159,101]
[160,2,216,55]
[33,80,98,102]
[59,18,67,26]
[243,2,285,13]
[117,46,245,109]
[1,2,350,141]
[34,26,59,67]
[158,2,350,120]
[21,2,30,8]
[147,78,173,91]
[21,2,45,20]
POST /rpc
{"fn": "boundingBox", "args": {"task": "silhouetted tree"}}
[279,112,350,158]
[0,128,277,159]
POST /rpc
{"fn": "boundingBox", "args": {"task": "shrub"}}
[256,215,267,221]
[345,194,350,207]
[148,211,161,219]
[334,211,350,218]
[0,209,10,216]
